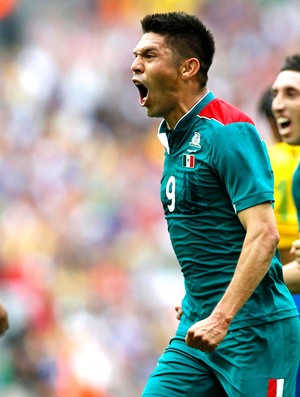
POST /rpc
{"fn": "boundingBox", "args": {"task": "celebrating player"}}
[131,12,300,397]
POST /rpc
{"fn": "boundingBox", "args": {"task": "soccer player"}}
[131,12,300,397]
[272,54,300,294]
[258,87,300,265]
[272,54,300,397]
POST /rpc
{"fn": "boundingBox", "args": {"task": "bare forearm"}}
[212,229,278,325]
[185,203,279,352]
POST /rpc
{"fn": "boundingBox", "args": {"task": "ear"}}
[180,58,200,80]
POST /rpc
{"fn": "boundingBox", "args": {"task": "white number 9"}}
[166,176,176,212]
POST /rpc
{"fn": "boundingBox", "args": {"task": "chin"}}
[146,108,160,118]
[282,136,299,146]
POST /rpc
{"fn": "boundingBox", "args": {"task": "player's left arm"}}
[282,236,300,293]
[283,260,300,293]
[185,202,278,352]
[290,237,300,266]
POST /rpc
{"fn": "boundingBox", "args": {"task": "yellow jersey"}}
[268,142,300,249]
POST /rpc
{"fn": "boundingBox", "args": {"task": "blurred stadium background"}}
[0,0,299,396]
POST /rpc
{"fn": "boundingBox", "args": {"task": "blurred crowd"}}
[0,0,300,396]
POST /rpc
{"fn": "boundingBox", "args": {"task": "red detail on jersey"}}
[267,379,277,397]
[267,379,284,397]
[182,154,195,168]
[198,98,255,126]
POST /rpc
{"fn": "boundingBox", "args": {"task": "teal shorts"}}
[141,315,300,397]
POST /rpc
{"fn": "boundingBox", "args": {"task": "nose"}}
[272,93,285,113]
[131,56,143,74]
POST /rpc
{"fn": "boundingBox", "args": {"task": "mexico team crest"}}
[189,132,201,148]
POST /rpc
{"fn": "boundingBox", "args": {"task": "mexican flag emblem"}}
[182,154,195,168]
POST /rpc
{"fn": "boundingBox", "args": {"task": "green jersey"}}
[158,92,297,330]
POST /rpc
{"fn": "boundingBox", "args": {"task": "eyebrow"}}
[133,46,158,56]
[275,85,300,92]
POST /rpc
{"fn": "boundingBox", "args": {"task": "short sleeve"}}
[210,122,274,213]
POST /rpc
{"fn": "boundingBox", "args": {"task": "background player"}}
[272,54,300,293]
[271,53,300,397]
[258,87,300,265]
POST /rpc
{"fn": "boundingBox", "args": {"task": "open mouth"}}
[277,117,291,134]
[134,82,149,106]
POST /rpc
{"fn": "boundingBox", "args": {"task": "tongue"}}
[140,96,147,106]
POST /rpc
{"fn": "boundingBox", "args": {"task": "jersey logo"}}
[182,154,195,168]
[189,132,201,149]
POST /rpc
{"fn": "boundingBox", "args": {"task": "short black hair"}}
[257,86,281,142]
[140,12,215,87]
[280,54,300,72]
[258,87,274,120]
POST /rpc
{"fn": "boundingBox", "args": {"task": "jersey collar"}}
[157,91,215,153]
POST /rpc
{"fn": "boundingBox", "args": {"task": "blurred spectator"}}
[0,0,22,48]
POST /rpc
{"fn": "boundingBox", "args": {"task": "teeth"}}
[277,117,289,124]
[276,116,291,134]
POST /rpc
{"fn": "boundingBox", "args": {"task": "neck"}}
[166,86,209,130]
